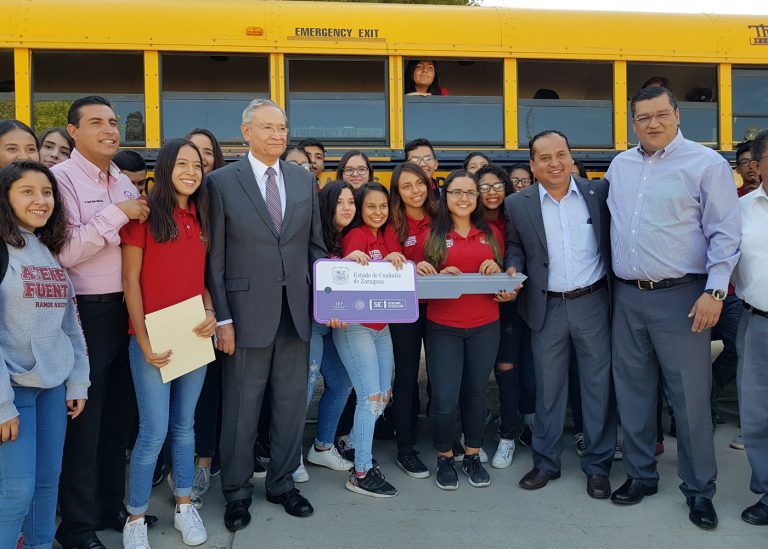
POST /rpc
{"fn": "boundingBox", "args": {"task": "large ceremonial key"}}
[416,273,527,299]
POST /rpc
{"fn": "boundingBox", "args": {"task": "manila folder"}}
[144,295,215,383]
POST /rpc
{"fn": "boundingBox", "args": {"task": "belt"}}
[744,302,768,319]
[616,273,704,291]
[76,291,124,303]
[547,278,605,299]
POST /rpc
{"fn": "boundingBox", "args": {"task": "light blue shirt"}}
[606,131,741,291]
[247,152,286,216]
[539,178,605,292]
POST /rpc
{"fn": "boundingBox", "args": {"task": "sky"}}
[480,0,768,15]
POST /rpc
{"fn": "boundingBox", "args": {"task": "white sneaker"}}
[491,438,516,469]
[307,445,354,471]
[123,518,150,549]
[174,504,208,546]
[192,465,210,499]
[292,455,309,483]
[479,447,489,464]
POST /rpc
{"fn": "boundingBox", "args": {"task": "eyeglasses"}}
[737,159,752,168]
[288,160,312,171]
[479,182,506,194]
[510,177,531,186]
[408,155,436,165]
[343,166,369,176]
[633,110,675,126]
[446,190,479,199]
[251,124,288,136]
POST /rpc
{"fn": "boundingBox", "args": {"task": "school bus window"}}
[403,59,503,146]
[627,63,718,148]
[31,52,145,145]
[518,60,613,149]
[286,57,387,145]
[0,51,13,120]
[161,54,269,144]
[732,68,768,145]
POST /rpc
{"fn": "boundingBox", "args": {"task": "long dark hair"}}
[344,181,390,235]
[424,170,502,269]
[185,128,225,172]
[404,60,443,95]
[147,139,210,250]
[388,162,438,243]
[319,180,355,257]
[0,160,68,254]
[38,127,74,151]
[0,120,39,168]
[336,150,374,183]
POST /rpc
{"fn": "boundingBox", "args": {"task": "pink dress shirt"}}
[53,149,138,294]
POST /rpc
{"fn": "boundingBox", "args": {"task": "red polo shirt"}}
[487,216,505,237]
[342,225,391,331]
[120,203,206,334]
[427,225,503,329]
[383,214,431,264]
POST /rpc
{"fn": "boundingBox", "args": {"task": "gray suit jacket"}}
[205,158,327,348]
[503,176,611,332]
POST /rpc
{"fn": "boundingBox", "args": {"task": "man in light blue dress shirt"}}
[606,86,741,529]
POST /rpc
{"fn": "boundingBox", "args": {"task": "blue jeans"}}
[333,325,394,473]
[127,336,206,514]
[0,384,66,549]
[309,321,353,447]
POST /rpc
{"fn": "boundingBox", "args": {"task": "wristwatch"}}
[704,289,727,301]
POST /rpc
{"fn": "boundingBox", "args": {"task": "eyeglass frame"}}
[479,182,506,194]
[633,109,676,126]
[445,189,479,199]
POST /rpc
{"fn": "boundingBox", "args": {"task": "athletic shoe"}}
[519,425,533,447]
[174,504,208,546]
[123,518,150,549]
[337,439,356,463]
[252,457,267,479]
[574,432,586,457]
[461,454,491,488]
[613,444,623,461]
[307,445,353,471]
[210,461,221,477]
[192,465,210,500]
[396,450,430,479]
[292,456,309,483]
[730,434,745,450]
[435,456,459,490]
[452,442,465,462]
[491,438,516,469]
[345,467,398,498]
[459,435,489,463]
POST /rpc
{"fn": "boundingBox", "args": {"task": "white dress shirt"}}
[248,152,286,216]
[539,178,605,292]
[732,184,768,311]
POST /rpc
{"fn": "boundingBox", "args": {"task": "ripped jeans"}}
[333,324,394,474]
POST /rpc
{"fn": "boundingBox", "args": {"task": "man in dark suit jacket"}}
[504,130,616,499]
[206,99,326,530]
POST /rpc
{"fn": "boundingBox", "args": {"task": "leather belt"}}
[77,291,124,303]
[616,273,704,291]
[547,278,605,300]
[744,302,768,319]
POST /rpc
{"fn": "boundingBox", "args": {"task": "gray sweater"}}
[0,232,90,423]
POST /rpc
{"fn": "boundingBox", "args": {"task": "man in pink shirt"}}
[52,96,152,549]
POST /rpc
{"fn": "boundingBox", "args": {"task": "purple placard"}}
[313,259,419,324]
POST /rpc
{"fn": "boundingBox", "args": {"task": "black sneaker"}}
[519,425,533,447]
[435,456,459,491]
[396,450,430,479]
[336,439,355,463]
[252,456,266,479]
[345,467,398,498]
[461,454,491,488]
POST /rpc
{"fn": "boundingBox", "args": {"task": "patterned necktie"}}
[265,167,282,234]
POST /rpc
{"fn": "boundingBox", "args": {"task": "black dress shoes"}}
[224,498,252,532]
[67,536,107,549]
[518,468,561,490]
[586,474,611,499]
[687,496,718,530]
[610,478,658,505]
[742,500,768,525]
[266,488,314,517]
[98,508,158,532]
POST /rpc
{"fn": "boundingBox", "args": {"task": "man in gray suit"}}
[206,99,326,531]
[504,130,616,499]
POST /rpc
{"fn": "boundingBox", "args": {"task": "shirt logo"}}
[124,190,138,200]
[445,239,453,248]
[370,249,383,260]
[84,199,104,204]
[404,235,417,247]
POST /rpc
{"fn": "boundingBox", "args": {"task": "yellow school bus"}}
[1,0,766,177]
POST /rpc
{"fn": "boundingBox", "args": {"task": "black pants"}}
[194,354,223,459]
[57,301,136,547]
[426,320,499,453]
[495,301,521,439]
[390,303,428,452]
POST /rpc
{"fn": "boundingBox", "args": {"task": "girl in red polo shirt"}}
[383,162,438,478]
[417,170,515,491]
[333,182,405,498]
[120,139,215,549]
